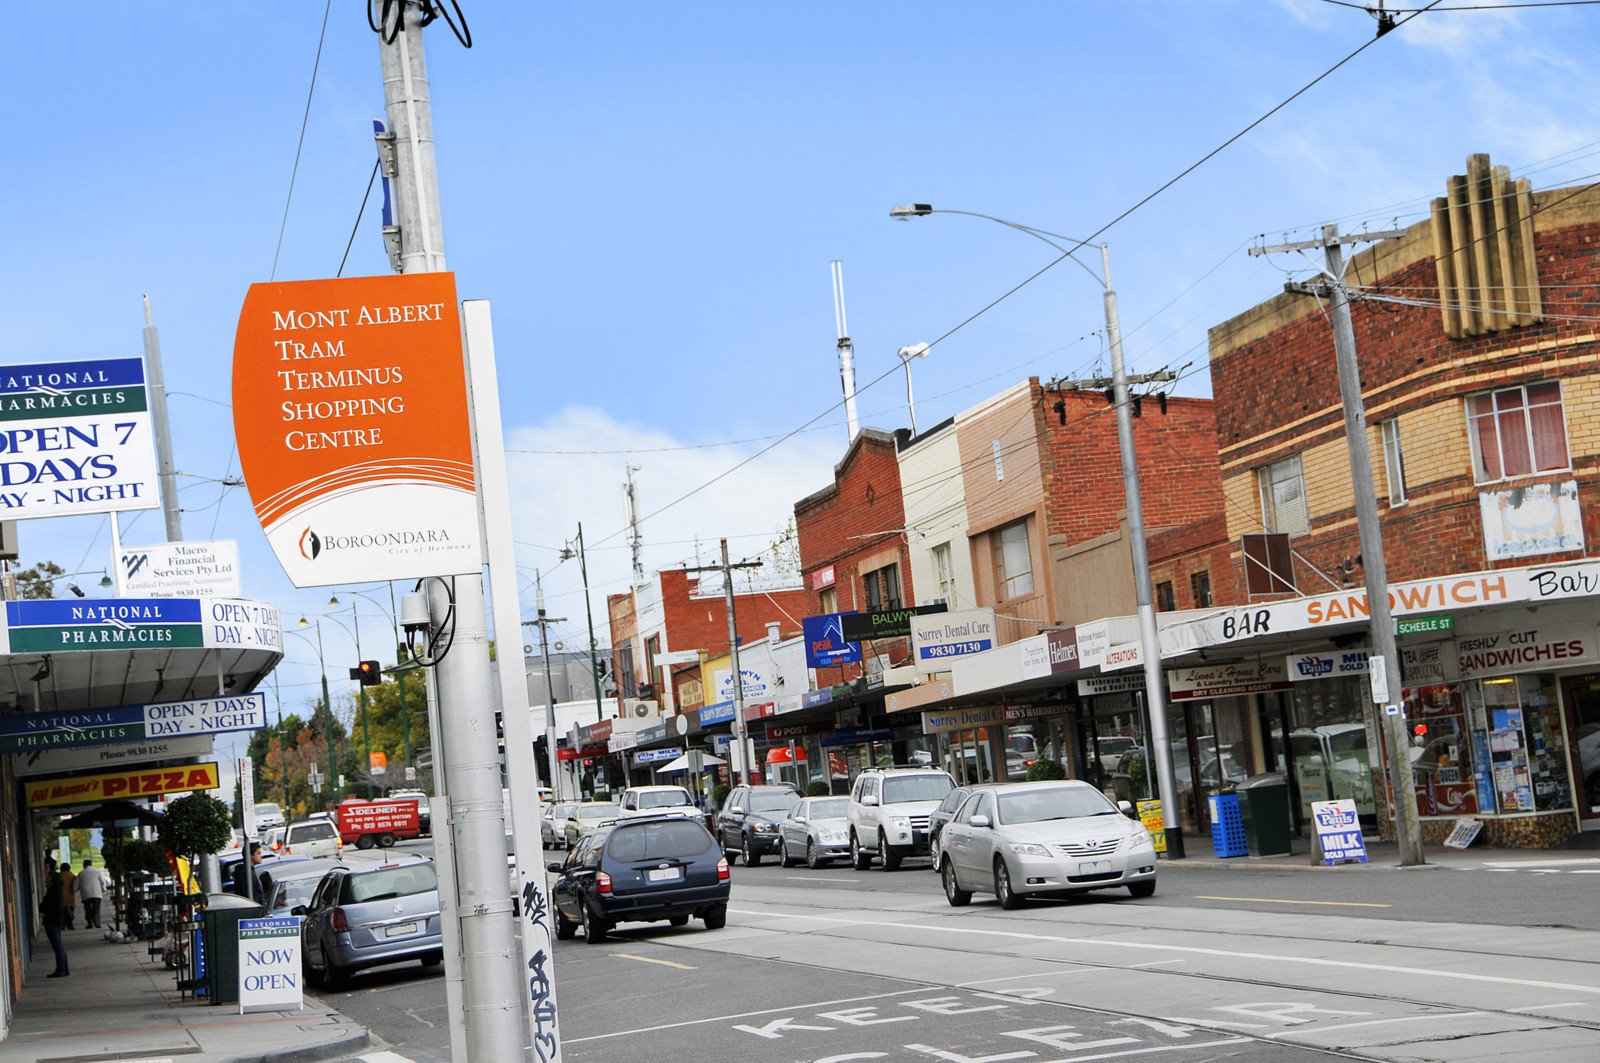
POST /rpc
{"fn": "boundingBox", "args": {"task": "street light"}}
[559,523,607,725]
[897,342,930,436]
[287,622,338,805]
[890,202,1185,859]
[330,586,416,781]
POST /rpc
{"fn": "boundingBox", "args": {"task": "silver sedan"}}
[938,780,1157,908]
[778,796,852,869]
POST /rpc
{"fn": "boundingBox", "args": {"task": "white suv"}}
[280,818,343,859]
[618,785,698,820]
[847,767,955,871]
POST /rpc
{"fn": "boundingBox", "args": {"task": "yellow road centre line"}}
[1194,895,1391,909]
[610,953,698,970]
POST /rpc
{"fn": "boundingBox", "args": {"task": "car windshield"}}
[552,803,576,818]
[807,798,848,819]
[577,804,615,820]
[749,790,796,814]
[343,863,438,903]
[606,821,712,861]
[295,823,336,841]
[254,803,282,818]
[639,789,693,809]
[883,776,954,804]
[998,786,1120,824]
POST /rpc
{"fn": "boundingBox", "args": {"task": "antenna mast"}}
[831,260,861,444]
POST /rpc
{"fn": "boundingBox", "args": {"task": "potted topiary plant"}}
[1025,757,1068,782]
[158,793,232,896]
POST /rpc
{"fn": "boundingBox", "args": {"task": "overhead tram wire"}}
[269,0,333,283]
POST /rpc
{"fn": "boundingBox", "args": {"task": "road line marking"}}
[788,876,857,883]
[1128,959,1186,968]
[1507,1002,1588,1012]
[1483,858,1600,867]
[1193,895,1392,909]
[610,952,697,970]
[958,969,1095,987]
[563,987,930,1043]
[360,1053,422,1063]
[1263,1012,1485,1039]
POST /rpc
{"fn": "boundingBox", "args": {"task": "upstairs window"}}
[1468,382,1569,483]
[1155,581,1176,612]
[863,564,901,612]
[1381,419,1408,505]
[1258,455,1309,536]
[994,520,1034,599]
[931,542,955,605]
[819,586,838,615]
[1190,570,1212,608]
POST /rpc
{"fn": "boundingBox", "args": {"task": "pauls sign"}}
[232,273,481,586]
[0,358,159,521]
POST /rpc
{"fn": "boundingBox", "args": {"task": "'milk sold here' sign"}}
[232,273,481,586]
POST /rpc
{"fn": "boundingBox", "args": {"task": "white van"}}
[280,818,343,859]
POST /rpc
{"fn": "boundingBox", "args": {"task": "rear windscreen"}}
[606,821,713,862]
[342,863,438,903]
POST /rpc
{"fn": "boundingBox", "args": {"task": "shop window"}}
[931,542,955,606]
[1190,570,1212,608]
[1155,581,1176,612]
[1467,382,1569,483]
[1381,419,1407,505]
[819,586,838,615]
[1258,455,1309,536]
[1462,673,1571,814]
[863,564,901,612]
[994,519,1034,599]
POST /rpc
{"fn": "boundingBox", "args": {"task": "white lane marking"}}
[727,906,1600,995]
[562,987,930,1043]
[610,952,698,970]
[1262,1012,1485,1039]
[1127,960,1185,969]
[1507,1002,1589,1012]
[958,970,1096,987]
[1482,858,1600,868]
[403,1006,436,1028]
[1192,895,1391,909]
[908,1040,1252,1062]
[789,876,858,883]
[361,1053,421,1063]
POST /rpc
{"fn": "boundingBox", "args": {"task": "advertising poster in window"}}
[1480,480,1583,561]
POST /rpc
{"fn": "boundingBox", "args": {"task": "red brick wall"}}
[1148,514,1241,609]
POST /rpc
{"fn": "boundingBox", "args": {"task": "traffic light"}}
[350,660,382,686]
[1413,723,1429,737]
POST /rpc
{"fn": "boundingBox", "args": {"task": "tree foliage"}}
[1025,757,1068,782]
[14,560,65,599]
[159,793,233,859]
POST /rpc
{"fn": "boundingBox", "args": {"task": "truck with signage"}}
[335,798,421,849]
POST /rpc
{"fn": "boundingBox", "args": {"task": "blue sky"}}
[4,1,1600,772]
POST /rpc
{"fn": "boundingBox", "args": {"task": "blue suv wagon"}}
[549,814,730,943]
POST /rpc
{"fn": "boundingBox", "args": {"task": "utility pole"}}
[377,5,527,1060]
[831,260,861,444]
[561,524,606,724]
[624,465,645,584]
[524,571,568,802]
[1252,223,1424,866]
[686,541,763,785]
[141,295,183,542]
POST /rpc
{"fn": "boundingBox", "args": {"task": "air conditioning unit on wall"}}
[624,699,660,719]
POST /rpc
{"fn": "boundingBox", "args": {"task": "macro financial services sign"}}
[232,273,481,586]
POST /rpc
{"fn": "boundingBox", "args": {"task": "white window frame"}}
[1258,455,1310,536]
[931,542,955,606]
[1381,419,1407,506]
[995,519,1034,599]
[819,586,838,615]
[1465,381,1571,484]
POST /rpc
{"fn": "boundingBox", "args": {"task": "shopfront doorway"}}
[1559,672,1600,828]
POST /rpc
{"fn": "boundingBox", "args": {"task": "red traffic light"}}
[349,660,382,686]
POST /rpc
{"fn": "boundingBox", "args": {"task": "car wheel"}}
[779,841,797,868]
[554,908,576,940]
[581,903,610,944]
[669,915,690,927]
[994,859,1023,910]
[379,833,397,848]
[744,835,763,868]
[806,840,826,870]
[304,950,325,988]
[850,832,872,871]
[723,840,740,866]
[878,832,902,872]
[420,951,443,967]
[1128,880,1157,899]
[702,903,727,930]
[942,858,971,907]
[355,835,375,850]
[322,944,348,989]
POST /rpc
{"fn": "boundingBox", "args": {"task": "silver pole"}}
[1321,224,1425,866]
[722,539,754,785]
[535,572,565,803]
[140,295,182,542]
[1102,244,1185,860]
[378,5,523,1059]
[831,260,861,444]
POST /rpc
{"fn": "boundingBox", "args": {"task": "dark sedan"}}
[714,784,801,867]
[927,785,973,867]
[549,815,729,943]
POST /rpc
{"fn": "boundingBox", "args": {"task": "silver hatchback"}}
[296,855,442,988]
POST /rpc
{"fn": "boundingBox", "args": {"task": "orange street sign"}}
[370,752,388,770]
[231,273,481,587]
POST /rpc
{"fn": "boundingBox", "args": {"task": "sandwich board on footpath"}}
[1310,799,1368,866]
[237,916,303,1013]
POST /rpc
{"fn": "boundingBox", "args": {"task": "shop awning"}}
[658,752,725,773]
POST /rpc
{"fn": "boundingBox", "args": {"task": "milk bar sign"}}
[0,358,159,521]
[0,693,267,753]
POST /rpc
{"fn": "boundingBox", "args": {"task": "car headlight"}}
[820,829,846,843]
[1127,830,1155,851]
[1006,842,1051,857]
[890,817,912,830]
[753,821,777,833]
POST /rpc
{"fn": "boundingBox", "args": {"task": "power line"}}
[269,0,333,282]
[338,161,382,278]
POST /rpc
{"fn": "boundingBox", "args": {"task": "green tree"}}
[14,560,66,599]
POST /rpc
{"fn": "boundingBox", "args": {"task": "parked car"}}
[262,826,285,853]
[265,857,346,914]
[548,814,729,943]
[252,802,286,832]
[543,802,577,850]
[281,818,344,859]
[386,789,432,835]
[777,796,851,868]
[714,784,802,866]
[296,854,442,988]
[847,766,955,871]
[938,780,1157,909]
[927,785,974,866]
[220,851,312,895]
[564,802,620,848]
[618,785,698,820]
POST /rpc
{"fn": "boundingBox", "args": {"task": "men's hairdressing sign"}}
[0,358,159,521]
[0,693,267,754]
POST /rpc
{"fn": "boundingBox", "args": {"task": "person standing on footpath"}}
[40,867,68,977]
[76,859,107,929]
[59,862,78,930]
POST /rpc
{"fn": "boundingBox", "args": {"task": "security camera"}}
[400,592,431,634]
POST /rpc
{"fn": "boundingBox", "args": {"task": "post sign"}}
[1310,799,1368,865]
[25,761,220,807]
[369,751,387,775]
[237,917,303,1013]
[1396,614,1453,636]
[0,693,267,753]
[240,756,257,839]
[117,539,241,598]
[0,358,159,520]
[231,273,481,586]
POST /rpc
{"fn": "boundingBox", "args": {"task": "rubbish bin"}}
[200,892,265,1005]
[1207,791,1247,858]
[1236,773,1293,856]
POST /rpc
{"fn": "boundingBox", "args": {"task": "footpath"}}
[0,928,368,1063]
[1161,825,1600,868]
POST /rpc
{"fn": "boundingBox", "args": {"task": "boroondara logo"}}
[298,528,322,561]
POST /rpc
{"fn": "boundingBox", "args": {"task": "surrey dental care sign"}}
[0,358,159,520]
[232,273,481,586]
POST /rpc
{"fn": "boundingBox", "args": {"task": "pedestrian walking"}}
[76,859,107,929]
[59,863,77,930]
[40,867,68,977]
[231,842,272,905]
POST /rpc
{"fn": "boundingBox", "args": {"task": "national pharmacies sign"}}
[0,598,281,654]
[0,693,267,754]
[232,273,481,587]
[0,357,158,520]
